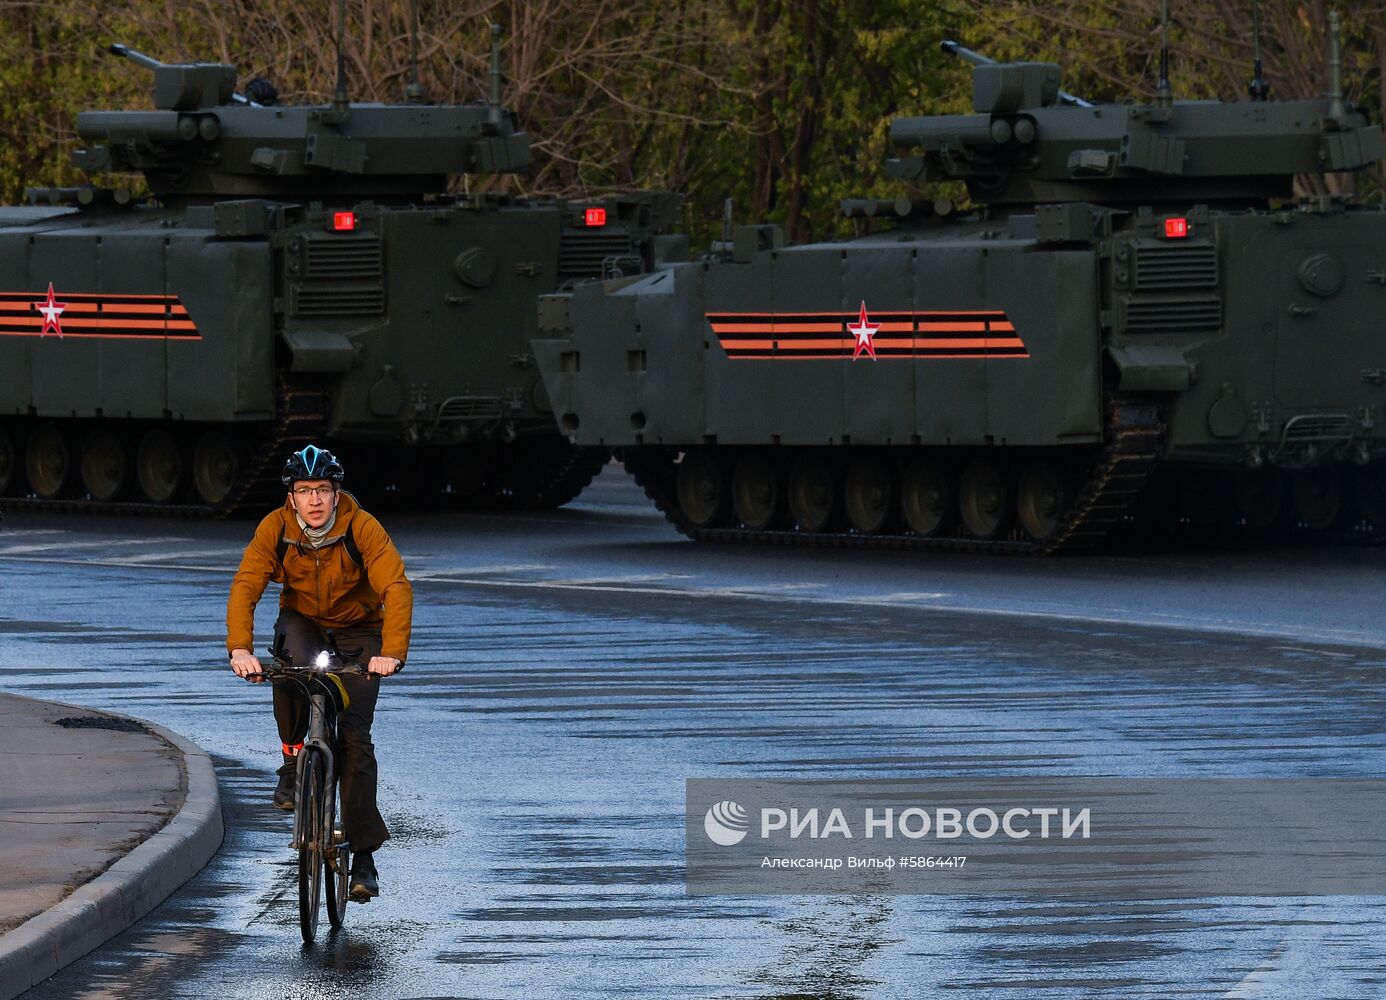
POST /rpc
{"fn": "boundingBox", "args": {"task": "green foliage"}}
[3,1,1384,231]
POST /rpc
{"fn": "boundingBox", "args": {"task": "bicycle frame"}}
[292,677,334,831]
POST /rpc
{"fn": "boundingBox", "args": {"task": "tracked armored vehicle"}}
[535,20,1386,553]
[0,33,680,516]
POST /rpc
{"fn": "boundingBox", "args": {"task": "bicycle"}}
[246,638,360,943]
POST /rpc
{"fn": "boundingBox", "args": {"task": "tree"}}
[950,0,1386,197]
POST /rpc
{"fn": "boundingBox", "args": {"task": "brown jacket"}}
[226,491,413,661]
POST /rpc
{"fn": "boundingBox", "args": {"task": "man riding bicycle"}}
[226,445,412,902]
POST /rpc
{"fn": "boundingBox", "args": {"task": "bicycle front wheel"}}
[297,749,325,944]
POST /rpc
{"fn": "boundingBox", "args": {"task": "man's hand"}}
[230,648,264,683]
[368,656,402,677]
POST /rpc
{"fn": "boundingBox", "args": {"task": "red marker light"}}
[332,211,357,232]
[1164,217,1189,238]
[584,207,607,227]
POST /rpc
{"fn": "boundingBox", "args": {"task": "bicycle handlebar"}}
[244,659,367,681]
[233,637,403,682]
[239,645,371,682]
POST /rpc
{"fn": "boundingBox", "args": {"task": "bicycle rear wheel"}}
[324,772,349,929]
[297,750,324,943]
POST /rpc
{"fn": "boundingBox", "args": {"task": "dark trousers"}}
[272,608,390,853]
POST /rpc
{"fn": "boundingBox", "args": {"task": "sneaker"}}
[272,764,295,812]
[349,851,379,902]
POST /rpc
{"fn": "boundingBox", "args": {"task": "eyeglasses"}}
[292,486,336,498]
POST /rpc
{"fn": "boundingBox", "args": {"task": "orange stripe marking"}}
[710,310,1004,318]
[0,331,199,341]
[60,319,168,330]
[772,323,846,334]
[711,308,1026,360]
[918,321,987,332]
[914,338,991,348]
[774,338,852,350]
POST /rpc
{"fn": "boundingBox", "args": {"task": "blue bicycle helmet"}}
[281,445,345,486]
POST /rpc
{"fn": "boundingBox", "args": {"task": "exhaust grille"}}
[291,285,386,316]
[303,235,384,279]
[1132,242,1218,291]
[559,231,636,279]
[1122,296,1222,333]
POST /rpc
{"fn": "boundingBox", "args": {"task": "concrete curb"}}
[0,709,224,1000]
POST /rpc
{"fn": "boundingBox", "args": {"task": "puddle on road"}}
[4,562,1385,998]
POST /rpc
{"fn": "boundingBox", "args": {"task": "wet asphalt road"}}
[1,465,1384,999]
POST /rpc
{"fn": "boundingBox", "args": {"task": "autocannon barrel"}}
[939,40,994,66]
[108,44,165,70]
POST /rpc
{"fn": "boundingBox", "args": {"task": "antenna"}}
[1327,9,1347,121]
[487,23,504,131]
[332,0,348,112]
[1156,0,1173,108]
[1248,0,1269,100]
[405,0,424,103]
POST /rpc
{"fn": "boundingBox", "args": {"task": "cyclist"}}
[226,445,412,902]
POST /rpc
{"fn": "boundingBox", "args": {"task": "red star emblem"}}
[33,282,67,337]
[847,300,878,360]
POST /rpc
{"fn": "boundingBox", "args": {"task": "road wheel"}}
[136,429,183,503]
[844,454,894,534]
[958,455,1010,540]
[1233,468,1284,531]
[787,451,838,533]
[1290,466,1341,531]
[900,456,950,537]
[675,449,728,528]
[1016,459,1071,542]
[25,423,74,499]
[731,450,782,530]
[0,425,18,495]
[80,426,129,502]
[1352,464,1386,530]
[192,430,242,506]
[1172,470,1224,529]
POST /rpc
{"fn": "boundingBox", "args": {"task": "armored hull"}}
[534,43,1386,553]
[0,191,675,514]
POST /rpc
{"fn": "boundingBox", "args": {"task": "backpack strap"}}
[273,520,362,571]
[342,522,363,568]
[275,524,290,569]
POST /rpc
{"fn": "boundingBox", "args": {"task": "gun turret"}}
[105,42,235,111]
[941,39,1093,109]
[75,35,532,202]
[890,38,1383,208]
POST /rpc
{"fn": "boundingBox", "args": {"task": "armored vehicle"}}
[0,33,680,515]
[534,18,1386,553]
